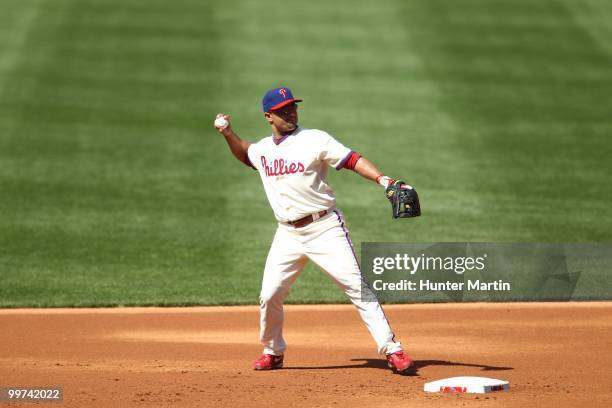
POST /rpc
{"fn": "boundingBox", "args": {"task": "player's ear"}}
[264,111,273,124]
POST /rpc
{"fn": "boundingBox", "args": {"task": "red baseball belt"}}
[287,210,329,228]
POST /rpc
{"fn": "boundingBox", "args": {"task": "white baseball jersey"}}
[247,127,352,223]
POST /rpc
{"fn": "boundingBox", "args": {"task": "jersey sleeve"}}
[316,131,352,170]
[246,142,258,170]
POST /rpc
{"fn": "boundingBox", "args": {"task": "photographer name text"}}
[371,279,511,292]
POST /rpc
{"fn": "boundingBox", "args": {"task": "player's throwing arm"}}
[214,113,252,167]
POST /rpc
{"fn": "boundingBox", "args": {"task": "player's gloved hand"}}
[384,179,421,219]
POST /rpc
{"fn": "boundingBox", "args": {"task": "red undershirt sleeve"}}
[337,151,362,171]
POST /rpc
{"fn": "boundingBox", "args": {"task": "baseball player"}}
[214,87,413,373]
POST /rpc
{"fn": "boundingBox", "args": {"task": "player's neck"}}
[272,127,298,140]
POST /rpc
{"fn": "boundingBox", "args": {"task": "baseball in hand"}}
[214,116,229,130]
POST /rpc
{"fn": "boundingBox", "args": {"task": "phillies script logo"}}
[279,88,288,98]
[261,156,305,177]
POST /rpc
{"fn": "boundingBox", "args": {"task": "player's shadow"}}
[284,359,513,376]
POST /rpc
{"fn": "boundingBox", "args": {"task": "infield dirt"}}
[1,302,611,407]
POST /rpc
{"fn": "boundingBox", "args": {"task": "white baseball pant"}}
[259,209,402,356]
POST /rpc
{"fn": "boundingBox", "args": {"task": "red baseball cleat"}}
[386,351,413,373]
[253,353,284,370]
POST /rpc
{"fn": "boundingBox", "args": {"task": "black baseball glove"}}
[385,180,421,219]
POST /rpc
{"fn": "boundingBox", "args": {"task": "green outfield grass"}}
[1,0,611,307]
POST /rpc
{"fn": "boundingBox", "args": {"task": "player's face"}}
[267,103,298,134]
